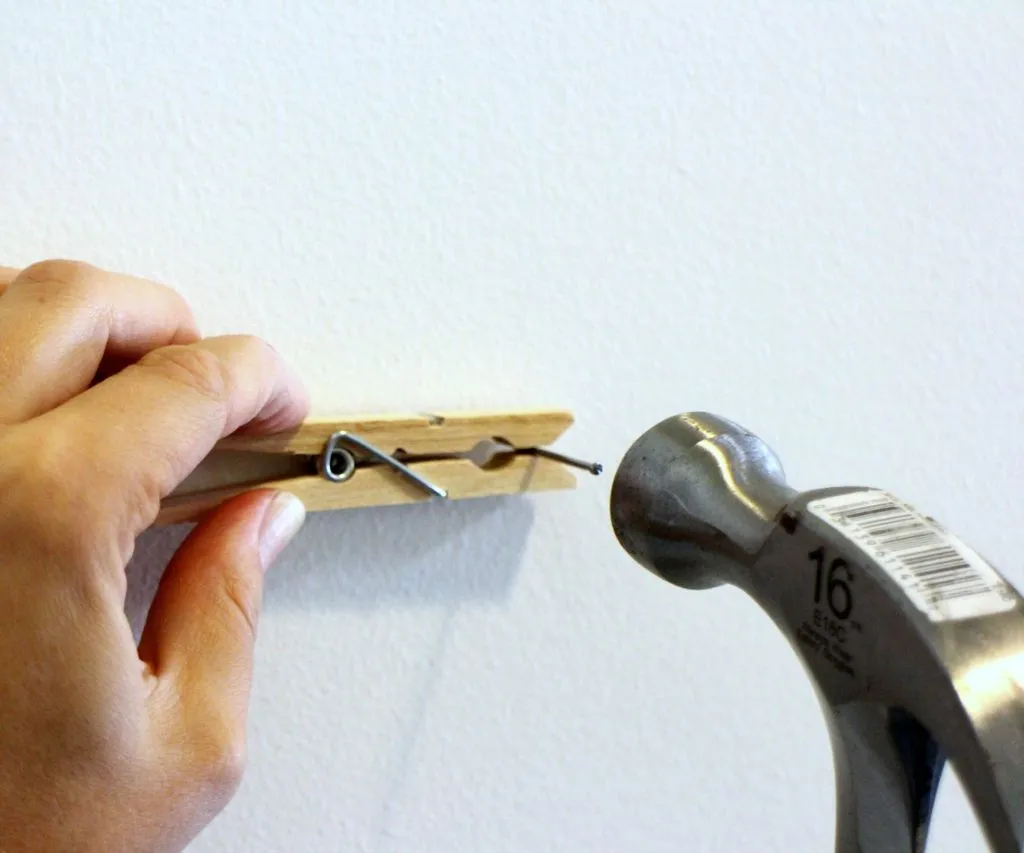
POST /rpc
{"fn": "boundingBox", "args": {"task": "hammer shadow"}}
[124,496,535,637]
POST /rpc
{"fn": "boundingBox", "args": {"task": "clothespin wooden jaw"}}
[157,410,599,526]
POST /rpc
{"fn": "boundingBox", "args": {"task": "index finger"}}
[41,335,310,537]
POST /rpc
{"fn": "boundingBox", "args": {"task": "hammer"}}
[610,412,1024,853]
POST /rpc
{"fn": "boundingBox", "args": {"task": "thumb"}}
[140,489,305,735]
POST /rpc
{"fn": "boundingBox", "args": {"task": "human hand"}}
[0,261,309,852]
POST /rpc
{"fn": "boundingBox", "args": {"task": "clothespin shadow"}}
[125,489,537,639]
[125,409,597,637]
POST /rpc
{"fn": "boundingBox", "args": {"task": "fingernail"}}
[259,492,306,571]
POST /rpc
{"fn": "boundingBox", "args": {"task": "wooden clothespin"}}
[158,409,601,525]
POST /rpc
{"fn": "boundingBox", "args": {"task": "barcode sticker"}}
[807,490,1015,623]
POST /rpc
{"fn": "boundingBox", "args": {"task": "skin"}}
[0,260,310,853]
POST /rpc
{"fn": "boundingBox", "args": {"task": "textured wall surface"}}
[4,3,1024,851]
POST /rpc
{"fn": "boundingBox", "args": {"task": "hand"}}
[0,261,309,852]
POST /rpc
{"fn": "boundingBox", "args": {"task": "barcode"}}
[807,491,1015,623]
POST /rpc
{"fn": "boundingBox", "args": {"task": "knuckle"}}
[31,703,143,777]
[193,721,248,798]
[0,427,117,563]
[2,428,79,528]
[52,691,145,770]
[227,334,276,367]
[17,259,99,297]
[139,345,230,405]
[0,428,43,495]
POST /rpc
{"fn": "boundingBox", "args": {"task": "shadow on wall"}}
[124,496,535,637]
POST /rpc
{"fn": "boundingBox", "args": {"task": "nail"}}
[258,492,306,571]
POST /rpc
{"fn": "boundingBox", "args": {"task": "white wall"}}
[4,3,1024,850]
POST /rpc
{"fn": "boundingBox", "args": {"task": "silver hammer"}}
[610,412,1024,853]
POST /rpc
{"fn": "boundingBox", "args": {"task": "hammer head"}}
[609,412,796,590]
[609,411,1024,853]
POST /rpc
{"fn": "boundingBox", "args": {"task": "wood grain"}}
[157,455,577,525]
[217,409,575,455]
